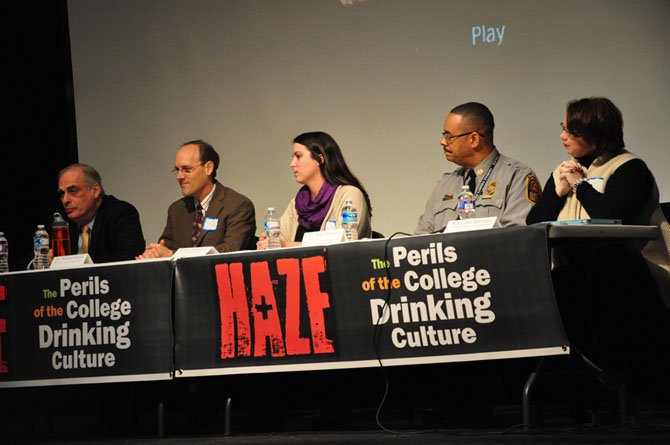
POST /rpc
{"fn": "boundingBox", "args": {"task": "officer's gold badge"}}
[483,180,498,199]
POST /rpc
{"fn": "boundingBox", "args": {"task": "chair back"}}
[661,202,670,221]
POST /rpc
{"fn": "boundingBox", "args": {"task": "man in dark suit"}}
[57,164,146,263]
[137,139,256,258]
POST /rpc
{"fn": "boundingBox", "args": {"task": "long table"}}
[174,224,568,377]
[0,223,582,388]
[521,222,661,427]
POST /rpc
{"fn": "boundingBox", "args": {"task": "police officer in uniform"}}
[415,102,541,234]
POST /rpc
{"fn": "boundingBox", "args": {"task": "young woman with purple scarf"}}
[257,131,372,248]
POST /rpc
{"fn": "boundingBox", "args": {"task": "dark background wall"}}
[1,1,78,270]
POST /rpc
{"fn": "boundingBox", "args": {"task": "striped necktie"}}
[191,204,204,246]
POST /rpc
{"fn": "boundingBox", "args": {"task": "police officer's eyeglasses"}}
[441,130,480,145]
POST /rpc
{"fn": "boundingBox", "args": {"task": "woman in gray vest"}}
[527,97,670,406]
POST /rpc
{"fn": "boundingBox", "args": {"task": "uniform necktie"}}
[79,225,90,254]
[191,204,204,246]
[465,169,477,194]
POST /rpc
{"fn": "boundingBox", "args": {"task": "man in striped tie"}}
[137,139,256,259]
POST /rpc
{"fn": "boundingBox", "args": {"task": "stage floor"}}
[5,362,670,445]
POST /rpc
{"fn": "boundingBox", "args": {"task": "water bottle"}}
[33,225,50,270]
[341,199,359,241]
[0,232,8,273]
[457,185,476,219]
[51,212,71,257]
[264,207,281,249]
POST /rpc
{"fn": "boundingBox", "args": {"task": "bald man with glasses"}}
[137,139,256,258]
[415,102,541,234]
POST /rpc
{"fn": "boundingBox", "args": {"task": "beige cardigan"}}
[279,185,371,242]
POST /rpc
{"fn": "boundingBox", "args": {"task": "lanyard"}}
[468,152,501,200]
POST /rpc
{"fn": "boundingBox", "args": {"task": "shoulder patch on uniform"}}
[525,173,541,204]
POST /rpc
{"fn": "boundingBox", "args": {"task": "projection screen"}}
[67,0,670,243]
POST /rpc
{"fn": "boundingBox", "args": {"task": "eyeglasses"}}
[441,130,478,145]
[172,162,205,175]
[560,123,579,137]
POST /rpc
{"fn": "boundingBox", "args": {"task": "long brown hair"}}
[293,131,372,216]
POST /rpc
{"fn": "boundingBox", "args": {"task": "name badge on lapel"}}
[203,217,219,231]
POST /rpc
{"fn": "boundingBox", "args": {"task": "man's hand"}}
[256,233,268,250]
[136,239,173,259]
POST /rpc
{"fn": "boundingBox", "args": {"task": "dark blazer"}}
[68,195,146,263]
[160,181,256,253]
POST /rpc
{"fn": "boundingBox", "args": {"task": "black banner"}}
[328,225,568,365]
[174,225,568,376]
[0,260,174,387]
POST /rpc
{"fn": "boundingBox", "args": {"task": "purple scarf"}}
[295,183,338,230]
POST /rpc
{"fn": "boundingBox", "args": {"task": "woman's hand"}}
[556,161,585,197]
